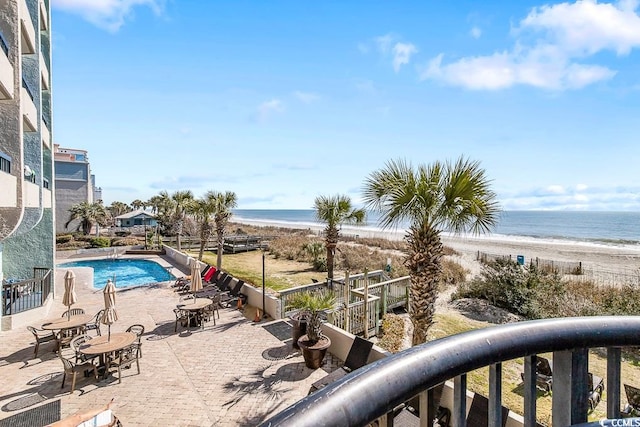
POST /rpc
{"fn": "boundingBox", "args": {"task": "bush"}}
[441,259,468,286]
[115,231,131,237]
[56,234,73,244]
[112,237,141,247]
[377,313,405,353]
[89,237,111,248]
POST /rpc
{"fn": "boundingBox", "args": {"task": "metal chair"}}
[126,324,145,358]
[85,309,104,336]
[58,351,98,393]
[108,344,140,384]
[26,326,56,357]
[61,308,85,317]
[70,334,96,364]
[173,308,188,332]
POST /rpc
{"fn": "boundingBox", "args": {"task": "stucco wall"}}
[55,179,89,233]
[3,207,54,279]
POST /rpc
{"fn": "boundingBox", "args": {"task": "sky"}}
[50,0,640,211]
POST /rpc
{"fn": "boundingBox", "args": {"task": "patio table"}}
[79,332,137,378]
[42,314,93,331]
[177,298,213,329]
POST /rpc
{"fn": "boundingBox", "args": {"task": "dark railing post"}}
[553,349,589,427]
[489,363,502,427]
[607,347,622,418]
[453,374,467,427]
[523,355,537,427]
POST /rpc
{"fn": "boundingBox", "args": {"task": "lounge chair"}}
[466,393,509,427]
[216,273,232,292]
[220,279,245,308]
[520,356,604,409]
[622,383,640,417]
[309,336,374,393]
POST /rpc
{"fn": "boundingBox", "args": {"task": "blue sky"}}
[51,0,640,211]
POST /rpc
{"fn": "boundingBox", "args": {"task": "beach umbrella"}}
[62,270,77,320]
[190,261,203,300]
[101,279,118,341]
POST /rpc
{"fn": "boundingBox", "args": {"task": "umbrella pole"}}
[108,325,111,342]
[67,306,71,321]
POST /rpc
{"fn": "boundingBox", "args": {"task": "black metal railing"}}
[22,76,34,101]
[2,268,52,315]
[261,316,640,427]
[0,30,8,56]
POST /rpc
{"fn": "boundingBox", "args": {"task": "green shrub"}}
[89,237,111,248]
[442,259,468,286]
[56,234,73,244]
[377,313,405,353]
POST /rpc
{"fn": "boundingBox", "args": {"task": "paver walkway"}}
[0,255,340,426]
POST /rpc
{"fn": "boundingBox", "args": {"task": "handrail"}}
[260,316,640,427]
[2,269,52,315]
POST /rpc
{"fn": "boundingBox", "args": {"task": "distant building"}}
[54,144,98,233]
[115,210,157,228]
[0,0,55,330]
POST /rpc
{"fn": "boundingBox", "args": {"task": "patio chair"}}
[203,294,221,325]
[126,324,145,358]
[309,336,374,393]
[27,326,57,357]
[61,308,85,317]
[70,334,97,364]
[58,351,98,393]
[108,344,140,384]
[466,392,509,427]
[85,309,104,336]
[173,308,188,332]
[220,279,245,308]
[622,383,640,417]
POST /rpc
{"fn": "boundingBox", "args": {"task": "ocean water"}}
[233,209,640,247]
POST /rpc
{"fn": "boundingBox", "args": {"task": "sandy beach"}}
[233,218,640,283]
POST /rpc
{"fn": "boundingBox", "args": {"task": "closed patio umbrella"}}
[190,261,203,299]
[101,279,118,341]
[63,270,77,320]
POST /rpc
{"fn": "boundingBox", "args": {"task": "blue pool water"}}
[57,259,175,289]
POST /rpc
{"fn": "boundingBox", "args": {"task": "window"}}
[0,152,11,174]
[43,178,49,189]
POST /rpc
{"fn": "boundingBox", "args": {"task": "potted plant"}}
[288,290,336,369]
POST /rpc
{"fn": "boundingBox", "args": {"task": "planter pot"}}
[298,334,331,369]
[290,314,307,350]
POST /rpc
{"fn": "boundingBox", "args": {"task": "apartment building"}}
[0,0,55,330]
[54,144,98,233]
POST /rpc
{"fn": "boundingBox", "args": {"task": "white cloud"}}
[547,185,566,194]
[392,42,418,72]
[470,26,482,39]
[576,183,589,191]
[293,91,320,104]
[421,0,640,90]
[256,99,284,121]
[52,0,163,32]
[375,34,395,53]
[499,184,640,210]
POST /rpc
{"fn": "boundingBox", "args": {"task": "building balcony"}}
[39,0,48,32]
[39,50,49,90]
[20,0,36,55]
[42,187,51,208]
[0,31,12,99]
[41,117,50,148]
[21,80,38,132]
[23,180,39,208]
[264,316,640,427]
[0,169,18,208]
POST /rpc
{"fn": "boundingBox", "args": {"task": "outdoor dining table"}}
[177,298,213,329]
[79,332,137,378]
[41,314,93,331]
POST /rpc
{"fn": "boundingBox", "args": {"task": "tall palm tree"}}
[171,190,194,251]
[65,201,109,235]
[189,197,216,261]
[313,195,365,280]
[107,201,130,224]
[206,191,238,271]
[131,199,146,211]
[363,157,499,345]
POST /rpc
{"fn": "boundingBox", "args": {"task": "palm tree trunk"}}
[325,226,339,280]
[406,223,443,346]
[198,223,211,261]
[216,230,224,271]
[176,218,183,252]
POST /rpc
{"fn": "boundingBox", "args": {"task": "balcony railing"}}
[2,268,52,315]
[262,316,640,427]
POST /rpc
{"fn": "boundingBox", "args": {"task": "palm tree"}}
[362,157,499,345]
[107,201,130,224]
[171,190,194,251]
[206,191,238,271]
[131,199,146,211]
[65,201,109,235]
[313,195,365,280]
[190,197,216,261]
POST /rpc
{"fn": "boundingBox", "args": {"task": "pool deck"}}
[0,253,341,426]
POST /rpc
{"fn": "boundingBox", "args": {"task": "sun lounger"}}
[622,383,640,417]
[309,336,374,393]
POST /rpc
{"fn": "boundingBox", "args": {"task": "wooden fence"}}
[477,251,583,275]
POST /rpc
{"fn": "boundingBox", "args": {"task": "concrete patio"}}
[0,255,342,426]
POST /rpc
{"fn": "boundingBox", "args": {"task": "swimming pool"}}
[57,259,175,289]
